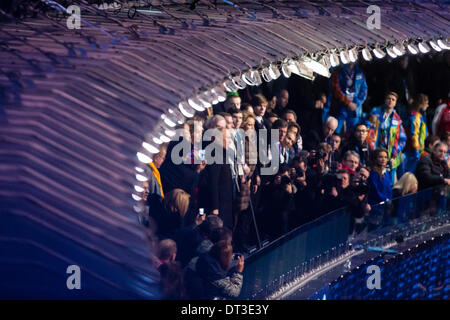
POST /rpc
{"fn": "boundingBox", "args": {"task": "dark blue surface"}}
[311,235,449,300]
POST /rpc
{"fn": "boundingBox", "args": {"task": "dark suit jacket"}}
[159,141,199,196]
[303,128,326,151]
[198,145,233,228]
[341,139,371,166]
[415,155,449,190]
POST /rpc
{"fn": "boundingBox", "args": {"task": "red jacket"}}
[436,105,450,137]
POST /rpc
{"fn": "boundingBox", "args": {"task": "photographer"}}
[262,169,296,240]
[294,148,327,223]
[319,170,351,214]
[196,241,244,299]
[348,167,371,235]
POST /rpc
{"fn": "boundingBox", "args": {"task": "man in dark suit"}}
[198,115,234,229]
[416,142,450,190]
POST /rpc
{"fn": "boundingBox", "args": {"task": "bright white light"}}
[208,90,219,105]
[250,70,262,86]
[242,71,257,86]
[437,39,450,50]
[213,87,227,102]
[152,136,162,144]
[198,92,213,108]
[142,141,159,154]
[348,48,358,63]
[269,64,281,80]
[330,53,340,67]
[261,67,272,82]
[188,98,205,111]
[223,80,237,92]
[134,185,144,193]
[339,50,350,64]
[373,48,386,59]
[320,55,331,69]
[137,152,152,163]
[160,134,170,143]
[407,43,418,55]
[136,173,148,182]
[362,48,372,61]
[386,47,397,59]
[178,101,194,118]
[292,60,315,80]
[393,44,405,56]
[232,76,246,89]
[161,114,176,127]
[418,42,430,54]
[281,62,291,78]
[165,129,176,137]
[135,167,144,173]
[132,193,142,201]
[429,40,442,52]
[302,57,330,78]
[163,117,176,127]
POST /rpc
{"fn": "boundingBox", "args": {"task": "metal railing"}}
[239,185,450,300]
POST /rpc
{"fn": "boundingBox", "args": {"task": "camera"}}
[352,177,370,195]
[295,167,305,178]
[308,148,327,168]
[322,173,340,191]
[280,175,292,187]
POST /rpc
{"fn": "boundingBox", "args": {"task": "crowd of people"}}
[138,53,449,299]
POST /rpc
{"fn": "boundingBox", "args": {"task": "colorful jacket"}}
[328,64,368,115]
[404,110,427,157]
[368,106,407,169]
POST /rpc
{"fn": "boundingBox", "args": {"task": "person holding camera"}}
[261,165,296,239]
[196,240,244,299]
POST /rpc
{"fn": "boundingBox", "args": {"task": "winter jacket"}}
[404,110,427,157]
[415,155,449,190]
[196,252,243,299]
[328,64,368,116]
[368,106,407,169]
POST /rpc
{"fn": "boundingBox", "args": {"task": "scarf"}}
[149,162,164,198]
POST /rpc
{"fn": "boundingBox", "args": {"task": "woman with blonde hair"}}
[393,172,418,197]
[393,172,419,224]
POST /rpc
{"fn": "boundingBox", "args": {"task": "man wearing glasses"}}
[341,123,371,166]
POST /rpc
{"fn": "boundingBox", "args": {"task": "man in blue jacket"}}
[328,63,368,134]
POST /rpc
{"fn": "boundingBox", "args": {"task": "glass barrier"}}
[239,186,450,300]
[239,207,352,299]
[310,234,450,300]
[357,186,450,246]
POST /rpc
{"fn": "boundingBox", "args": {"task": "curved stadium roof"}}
[0,0,449,298]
